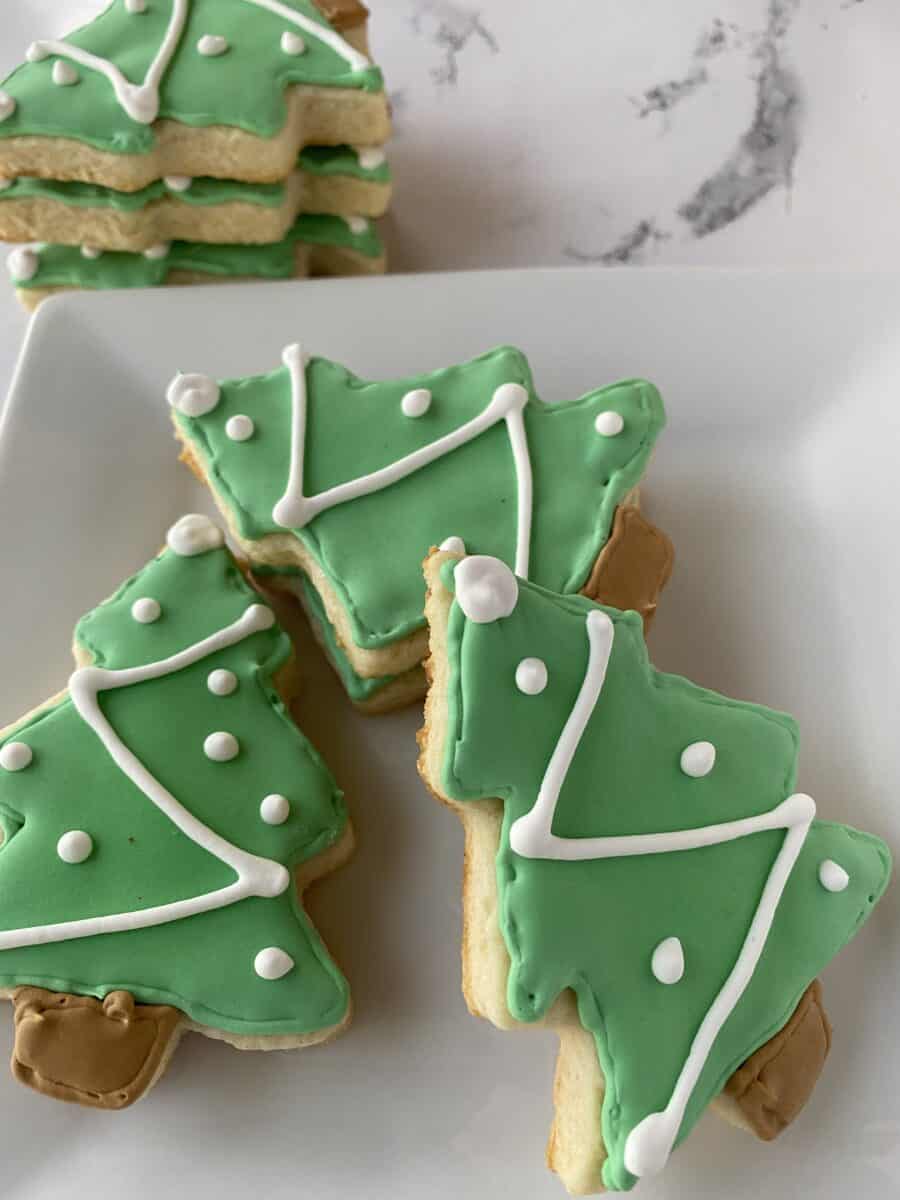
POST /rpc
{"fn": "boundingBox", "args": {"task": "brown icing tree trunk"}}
[12,988,183,1109]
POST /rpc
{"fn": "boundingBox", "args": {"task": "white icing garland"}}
[0,603,290,952]
[29,0,189,125]
[271,347,535,578]
[23,0,369,126]
[492,595,817,1180]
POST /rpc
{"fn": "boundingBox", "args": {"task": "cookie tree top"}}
[170,344,666,651]
[426,554,891,1192]
[0,516,349,1040]
[0,0,383,158]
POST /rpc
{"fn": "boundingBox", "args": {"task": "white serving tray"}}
[0,269,897,1199]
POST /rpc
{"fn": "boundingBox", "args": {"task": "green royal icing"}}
[15,211,382,291]
[0,146,390,213]
[174,346,666,659]
[0,1,382,156]
[436,562,891,1191]
[0,530,349,1038]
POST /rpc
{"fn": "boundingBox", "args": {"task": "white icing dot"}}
[260,794,290,825]
[0,179,13,191]
[254,947,295,980]
[207,669,238,696]
[166,373,221,417]
[125,0,148,13]
[819,859,850,893]
[454,556,518,624]
[0,742,33,772]
[131,597,161,624]
[81,244,102,259]
[651,936,685,985]
[680,741,716,778]
[515,657,548,696]
[280,31,306,55]
[344,215,369,235]
[164,175,192,192]
[595,410,625,437]
[52,60,80,87]
[166,513,224,557]
[7,247,39,282]
[355,146,387,170]
[225,414,255,442]
[26,43,49,63]
[143,241,170,260]
[204,732,239,762]
[439,536,466,555]
[0,92,15,122]
[198,34,228,57]
[57,830,93,864]
[401,388,431,418]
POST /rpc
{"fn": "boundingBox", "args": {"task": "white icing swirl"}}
[439,536,466,555]
[165,513,225,556]
[0,92,17,121]
[454,556,518,624]
[167,372,220,417]
[164,174,192,192]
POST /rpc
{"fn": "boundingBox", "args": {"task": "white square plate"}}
[0,270,897,1199]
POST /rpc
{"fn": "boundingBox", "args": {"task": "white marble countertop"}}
[2,0,899,392]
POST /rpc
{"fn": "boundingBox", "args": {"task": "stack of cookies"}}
[0,0,391,310]
[0,337,891,1194]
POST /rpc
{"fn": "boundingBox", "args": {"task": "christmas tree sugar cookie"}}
[170,344,673,712]
[0,515,352,1109]
[418,551,890,1192]
[0,0,389,190]
[9,211,385,311]
[0,144,391,252]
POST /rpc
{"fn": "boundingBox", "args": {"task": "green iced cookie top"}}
[0,145,390,211]
[0,0,382,156]
[172,345,665,654]
[298,575,394,701]
[436,557,891,1190]
[10,211,382,290]
[0,517,349,1038]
